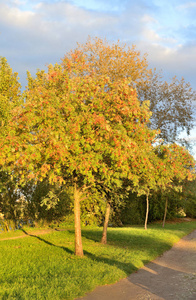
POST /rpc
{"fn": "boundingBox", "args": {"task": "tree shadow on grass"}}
[81,228,173,253]
[21,229,138,275]
[83,249,138,276]
[20,228,179,279]
[21,229,74,255]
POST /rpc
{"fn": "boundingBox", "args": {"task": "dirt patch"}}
[166,217,195,224]
[0,229,54,241]
[154,217,195,225]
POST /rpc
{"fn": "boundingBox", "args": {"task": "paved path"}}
[77,230,196,300]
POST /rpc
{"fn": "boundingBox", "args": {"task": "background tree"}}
[182,179,196,218]
[98,185,127,244]
[137,73,195,145]
[19,179,73,226]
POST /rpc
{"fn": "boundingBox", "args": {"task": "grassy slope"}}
[0,221,195,299]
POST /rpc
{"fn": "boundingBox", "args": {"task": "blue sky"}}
[0,0,196,154]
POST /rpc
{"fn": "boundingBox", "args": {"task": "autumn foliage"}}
[2,60,159,254]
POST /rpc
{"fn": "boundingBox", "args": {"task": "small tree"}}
[154,144,195,227]
[131,142,195,230]
[99,185,127,244]
[131,143,160,230]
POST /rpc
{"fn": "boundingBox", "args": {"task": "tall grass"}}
[0,221,195,299]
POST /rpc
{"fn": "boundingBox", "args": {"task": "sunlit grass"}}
[0,221,195,299]
[0,226,50,240]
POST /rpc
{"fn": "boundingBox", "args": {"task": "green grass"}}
[0,226,43,240]
[0,221,195,299]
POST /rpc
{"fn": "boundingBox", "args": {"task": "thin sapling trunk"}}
[74,183,83,257]
[101,201,111,244]
[162,197,168,228]
[144,190,149,230]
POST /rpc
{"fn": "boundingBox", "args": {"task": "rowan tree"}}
[137,73,195,144]
[1,57,157,255]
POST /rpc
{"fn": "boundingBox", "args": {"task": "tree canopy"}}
[1,58,158,255]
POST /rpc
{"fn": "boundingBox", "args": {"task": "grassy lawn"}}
[0,220,195,299]
[0,226,43,240]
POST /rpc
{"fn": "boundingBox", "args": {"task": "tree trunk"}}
[101,201,111,244]
[4,220,9,232]
[162,197,168,228]
[144,191,149,230]
[74,183,83,257]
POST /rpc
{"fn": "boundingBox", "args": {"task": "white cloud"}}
[177,2,196,10]
[71,0,126,12]
[0,3,35,27]
[0,1,121,86]
[0,0,196,91]
[138,41,196,88]
[12,0,26,5]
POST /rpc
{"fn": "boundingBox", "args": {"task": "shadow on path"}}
[76,230,196,300]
